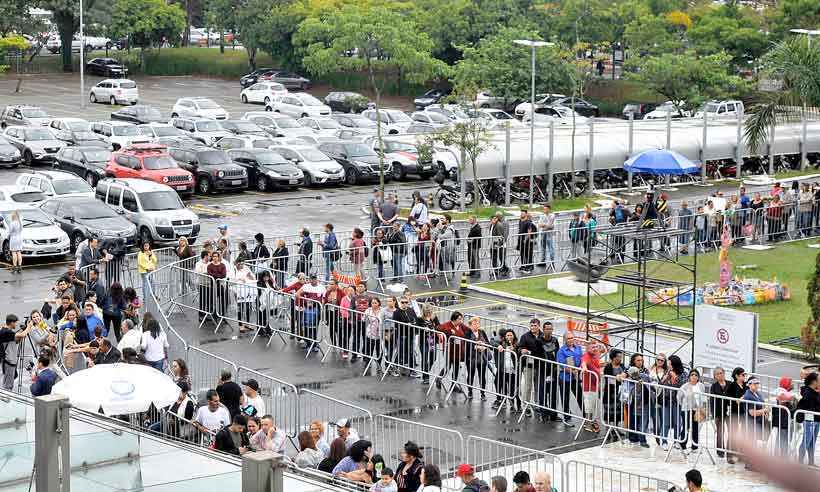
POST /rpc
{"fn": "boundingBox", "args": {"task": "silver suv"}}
[0,105,51,128]
[94,178,200,246]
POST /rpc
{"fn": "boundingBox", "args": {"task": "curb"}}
[466,284,809,360]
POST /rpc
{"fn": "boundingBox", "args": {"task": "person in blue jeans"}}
[797,372,820,465]
[624,366,652,446]
[537,204,556,268]
[320,223,339,281]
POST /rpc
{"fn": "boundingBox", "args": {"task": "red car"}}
[106,144,195,195]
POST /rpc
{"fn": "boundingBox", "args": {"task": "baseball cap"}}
[309,273,318,280]
[455,464,474,477]
[747,377,760,385]
[241,379,260,392]
[335,418,351,428]
[218,224,228,230]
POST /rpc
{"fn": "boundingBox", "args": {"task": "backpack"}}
[454,228,461,246]
[614,206,625,223]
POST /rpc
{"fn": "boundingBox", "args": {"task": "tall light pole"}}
[79,0,85,108]
[790,29,819,169]
[514,39,553,208]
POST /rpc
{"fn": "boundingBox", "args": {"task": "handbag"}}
[378,245,393,264]
[41,301,52,321]
[694,408,707,423]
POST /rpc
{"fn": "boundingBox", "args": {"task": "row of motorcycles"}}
[433,152,820,210]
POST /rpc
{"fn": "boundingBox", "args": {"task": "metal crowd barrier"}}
[564,460,675,492]
[186,346,238,400]
[166,264,219,327]
[793,409,820,465]
[236,366,300,444]
[465,435,564,492]
[445,334,512,410]
[376,317,442,390]
[373,415,465,475]
[320,303,383,372]
[79,246,177,292]
[297,389,375,449]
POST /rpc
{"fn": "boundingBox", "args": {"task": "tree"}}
[0,0,36,37]
[626,51,746,115]
[452,26,572,106]
[802,250,820,359]
[256,0,304,70]
[234,0,274,69]
[39,0,99,72]
[110,0,185,52]
[294,3,448,190]
[0,35,30,73]
[623,14,685,56]
[769,0,820,41]
[204,0,239,53]
[744,37,820,154]
[688,5,768,67]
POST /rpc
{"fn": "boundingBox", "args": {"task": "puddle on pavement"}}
[295,381,333,391]
[358,393,410,409]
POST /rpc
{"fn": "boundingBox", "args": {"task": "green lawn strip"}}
[482,239,819,343]
[399,197,595,221]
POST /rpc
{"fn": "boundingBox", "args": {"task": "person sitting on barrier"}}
[309,420,331,457]
[319,437,347,473]
[797,371,820,465]
[295,430,325,469]
[677,369,706,452]
[455,463,488,492]
[394,441,423,492]
[418,464,442,492]
[436,311,465,392]
[532,472,556,492]
[370,466,397,492]
[240,378,265,417]
[214,414,250,455]
[464,317,490,401]
[511,471,535,492]
[332,439,374,484]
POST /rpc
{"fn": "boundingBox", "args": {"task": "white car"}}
[269,145,345,186]
[694,100,744,120]
[361,109,413,134]
[49,118,90,133]
[298,117,342,135]
[240,82,288,105]
[170,118,232,146]
[0,185,47,205]
[46,34,111,53]
[514,93,567,117]
[138,123,186,140]
[171,97,229,120]
[425,104,471,122]
[89,79,139,105]
[216,134,278,151]
[0,204,70,261]
[410,111,451,128]
[522,106,588,127]
[476,109,523,129]
[270,93,331,118]
[90,121,150,150]
[643,101,691,120]
[243,112,314,139]
[15,170,95,199]
[362,137,436,179]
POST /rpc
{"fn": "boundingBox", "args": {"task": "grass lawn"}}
[482,239,820,344]
[400,197,594,221]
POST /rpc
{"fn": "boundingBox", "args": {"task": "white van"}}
[89,79,139,105]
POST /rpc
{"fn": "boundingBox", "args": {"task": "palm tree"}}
[744,37,820,155]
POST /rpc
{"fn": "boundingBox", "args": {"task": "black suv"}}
[167,144,248,194]
[228,148,304,191]
[317,141,389,185]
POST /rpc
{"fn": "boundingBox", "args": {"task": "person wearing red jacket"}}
[281,273,305,336]
[436,311,465,393]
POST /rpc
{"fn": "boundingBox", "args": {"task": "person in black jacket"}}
[93,339,121,365]
[464,317,490,400]
[517,211,536,272]
[214,414,249,455]
[466,216,482,276]
[296,228,313,274]
[540,321,561,421]
[725,367,747,464]
[393,297,418,374]
[494,329,520,411]
[387,222,407,279]
[517,319,546,417]
[797,372,820,465]
[708,367,731,457]
[271,239,289,288]
[216,370,244,419]
[252,233,270,264]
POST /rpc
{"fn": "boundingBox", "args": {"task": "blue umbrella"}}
[623,149,700,175]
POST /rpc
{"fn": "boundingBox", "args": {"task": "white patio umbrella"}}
[52,363,180,414]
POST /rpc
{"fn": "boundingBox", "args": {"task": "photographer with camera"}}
[30,354,57,397]
[1,314,36,390]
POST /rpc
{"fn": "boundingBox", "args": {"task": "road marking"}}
[188,204,239,217]
[756,358,805,367]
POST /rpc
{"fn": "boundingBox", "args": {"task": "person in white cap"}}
[335,418,359,450]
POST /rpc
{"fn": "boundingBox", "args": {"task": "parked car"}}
[170,118,232,146]
[90,121,150,150]
[219,120,267,136]
[216,135,277,151]
[54,146,112,186]
[49,118,91,133]
[111,105,165,124]
[552,97,599,117]
[94,179,200,246]
[39,196,137,252]
[3,126,63,165]
[621,103,657,120]
[414,88,451,109]
[16,171,95,199]
[269,145,345,186]
[228,148,304,191]
[324,92,371,113]
[0,185,47,205]
[271,93,331,118]
[0,204,70,262]
[425,104,471,122]
[89,79,139,105]
[642,101,691,120]
[240,82,288,105]
[1,105,51,128]
[694,100,745,120]
[522,107,589,127]
[362,109,413,134]
[363,137,435,180]
[167,145,248,194]
[239,67,278,88]
[54,129,110,148]
[513,93,567,117]
[330,114,378,135]
[317,141,388,185]
[137,123,186,140]
[0,136,22,167]
[261,71,311,90]
[243,112,314,138]
[85,58,129,77]
[171,97,229,120]
[105,144,195,196]
[405,123,441,135]
[474,91,522,111]
[298,117,342,135]
[410,111,451,127]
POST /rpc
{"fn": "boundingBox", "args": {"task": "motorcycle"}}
[433,172,476,210]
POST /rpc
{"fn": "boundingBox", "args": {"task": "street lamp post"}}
[80,0,85,109]
[514,39,553,208]
[790,29,820,170]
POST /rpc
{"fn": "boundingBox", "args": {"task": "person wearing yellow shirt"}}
[137,242,158,306]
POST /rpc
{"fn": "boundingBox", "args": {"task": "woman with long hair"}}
[658,354,686,450]
[494,329,520,411]
[141,318,168,371]
[171,358,191,387]
[102,282,126,341]
[7,210,23,273]
[137,241,158,305]
[363,297,383,374]
[256,270,277,334]
[418,463,442,492]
